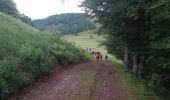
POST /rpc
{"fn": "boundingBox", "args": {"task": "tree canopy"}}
[0,0,33,26]
[0,0,19,17]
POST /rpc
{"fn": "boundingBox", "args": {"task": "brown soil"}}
[10,61,129,100]
[92,61,129,100]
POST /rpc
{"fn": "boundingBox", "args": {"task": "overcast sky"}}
[13,0,84,19]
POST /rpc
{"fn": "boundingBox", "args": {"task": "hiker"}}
[100,54,102,60]
[105,54,108,60]
[92,51,94,55]
[96,53,100,61]
[95,51,101,61]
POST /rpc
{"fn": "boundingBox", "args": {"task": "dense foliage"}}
[0,12,90,99]
[82,0,170,94]
[0,0,33,26]
[33,13,96,35]
[0,0,18,17]
[18,14,33,26]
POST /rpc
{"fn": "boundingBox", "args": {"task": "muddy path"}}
[11,61,129,100]
[92,61,129,100]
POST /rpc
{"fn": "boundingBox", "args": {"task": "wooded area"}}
[33,13,96,35]
[81,0,170,91]
[0,0,33,26]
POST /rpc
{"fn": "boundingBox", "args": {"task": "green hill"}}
[0,12,90,99]
[33,13,96,35]
[0,12,41,59]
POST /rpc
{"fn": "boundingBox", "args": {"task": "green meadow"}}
[64,30,107,55]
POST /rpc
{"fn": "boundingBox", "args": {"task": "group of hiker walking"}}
[92,51,108,61]
[85,48,108,61]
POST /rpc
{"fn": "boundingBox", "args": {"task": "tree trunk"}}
[123,45,128,68]
[138,58,142,78]
[138,56,145,78]
[132,53,138,74]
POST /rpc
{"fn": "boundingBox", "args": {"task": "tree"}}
[0,0,19,17]
[0,0,34,26]
[19,14,33,26]
[81,0,149,70]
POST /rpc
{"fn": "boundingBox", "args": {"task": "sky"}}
[13,0,84,19]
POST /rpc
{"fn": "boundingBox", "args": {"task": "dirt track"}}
[92,61,128,100]
[11,61,129,100]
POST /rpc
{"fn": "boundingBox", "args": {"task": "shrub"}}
[0,58,29,99]
[0,78,9,100]
[51,42,91,66]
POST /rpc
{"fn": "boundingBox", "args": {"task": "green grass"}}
[76,69,97,81]
[64,31,107,55]
[109,61,162,100]
[72,65,99,100]
[0,12,52,99]
[0,12,41,58]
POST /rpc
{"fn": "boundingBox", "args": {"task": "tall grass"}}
[109,60,162,100]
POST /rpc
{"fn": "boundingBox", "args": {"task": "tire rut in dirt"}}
[92,61,128,100]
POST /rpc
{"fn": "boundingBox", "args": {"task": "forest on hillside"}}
[81,0,170,94]
[0,0,33,26]
[33,13,96,35]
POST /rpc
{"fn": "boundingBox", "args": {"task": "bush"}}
[39,58,53,75]
[0,78,9,100]
[51,42,91,66]
[0,58,29,99]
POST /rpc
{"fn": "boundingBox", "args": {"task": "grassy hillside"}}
[0,12,90,99]
[33,13,96,35]
[0,12,40,58]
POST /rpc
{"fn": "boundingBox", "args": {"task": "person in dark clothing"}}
[100,54,102,60]
[105,54,108,60]
[92,51,95,55]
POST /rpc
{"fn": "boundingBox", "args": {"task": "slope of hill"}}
[0,12,90,99]
[33,13,96,35]
[0,12,41,59]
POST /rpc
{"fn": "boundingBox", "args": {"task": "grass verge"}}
[71,64,99,100]
[109,60,162,100]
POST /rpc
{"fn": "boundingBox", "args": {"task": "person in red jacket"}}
[95,51,101,61]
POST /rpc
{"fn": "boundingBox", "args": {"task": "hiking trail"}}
[11,61,129,100]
